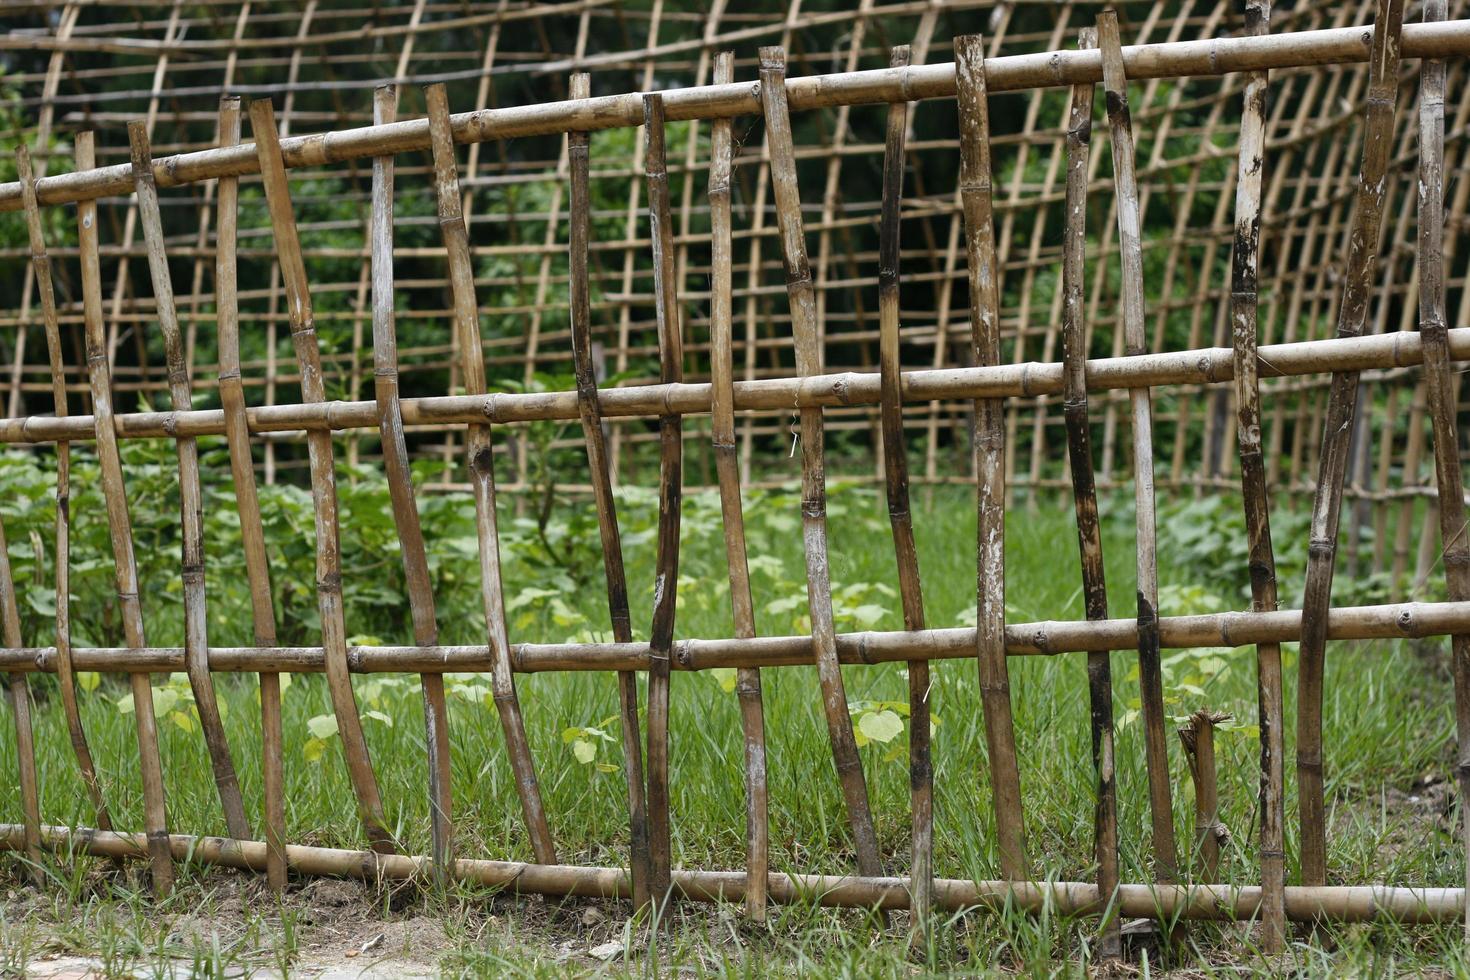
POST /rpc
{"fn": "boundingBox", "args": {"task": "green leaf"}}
[710,668,737,693]
[307,714,339,740]
[858,710,903,744]
[303,737,328,763]
[363,710,394,728]
[78,671,99,693]
[851,604,886,627]
[572,739,597,764]
[171,710,195,734]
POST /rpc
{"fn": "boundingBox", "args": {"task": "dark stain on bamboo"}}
[248,99,398,856]
[128,122,251,843]
[1226,0,1286,952]
[213,95,287,891]
[877,43,933,936]
[567,71,651,911]
[1058,25,1120,961]
[758,45,884,882]
[370,84,454,879]
[1295,0,1403,888]
[75,131,174,896]
[422,83,557,865]
[1098,9,1180,884]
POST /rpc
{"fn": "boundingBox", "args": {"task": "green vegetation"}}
[0,451,1461,974]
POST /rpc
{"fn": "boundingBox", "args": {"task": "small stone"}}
[588,940,624,962]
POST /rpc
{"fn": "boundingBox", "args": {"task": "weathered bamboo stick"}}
[213,95,287,892]
[705,50,769,923]
[643,92,683,909]
[0,502,40,880]
[759,45,884,882]
[8,327,1470,447]
[956,32,1029,884]
[566,71,651,911]
[877,43,932,935]
[1099,9,1180,885]
[14,144,111,838]
[75,131,174,896]
[4,823,1465,925]
[423,83,557,865]
[6,19,1470,214]
[1227,0,1287,952]
[1414,0,1470,942]
[1297,0,1404,888]
[1059,25,1121,962]
[369,84,454,879]
[127,122,251,842]
[1179,710,1229,883]
[248,99,398,856]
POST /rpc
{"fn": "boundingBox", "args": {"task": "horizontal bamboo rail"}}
[1,824,1463,925]
[2,327,1467,446]
[4,19,1470,213]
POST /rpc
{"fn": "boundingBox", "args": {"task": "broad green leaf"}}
[307,714,339,740]
[171,710,195,734]
[858,710,903,744]
[303,737,327,763]
[78,672,99,693]
[363,710,394,728]
[710,668,737,693]
[851,605,886,627]
[572,739,597,764]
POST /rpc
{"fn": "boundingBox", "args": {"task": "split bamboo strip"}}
[0,488,39,880]
[370,84,454,878]
[1059,25,1120,961]
[423,82,557,865]
[567,70,651,911]
[643,92,683,909]
[8,19,1470,213]
[4,824,1467,925]
[877,43,932,934]
[127,123,251,842]
[1099,9,1180,884]
[956,33,1029,883]
[1227,0,1287,951]
[14,144,111,837]
[1178,710,1228,882]
[759,45,884,881]
[705,50,769,923]
[75,130,174,896]
[213,96,286,892]
[1296,0,1404,888]
[248,99,398,856]
[1414,0,1470,942]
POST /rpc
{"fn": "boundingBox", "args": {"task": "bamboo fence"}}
[1,0,1469,956]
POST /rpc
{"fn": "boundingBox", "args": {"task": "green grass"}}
[0,468,1464,975]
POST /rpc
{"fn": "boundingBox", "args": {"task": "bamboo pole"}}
[4,823,1466,925]
[1178,710,1229,883]
[1227,0,1287,952]
[759,45,884,882]
[127,122,252,842]
[422,83,557,865]
[643,92,683,909]
[213,96,287,892]
[566,71,651,911]
[75,131,174,897]
[248,99,398,856]
[1414,0,1470,942]
[0,489,40,881]
[1297,0,1404,888]
[369,84,454,879]
[1099,8,1180,885]
[1059,25,1121,962]
[9,326,1470,447]
[955,32,1029,883]
[7,19,1470,214]
[14,144,111,838]
[877,43,932,935]
[706,50,769,923]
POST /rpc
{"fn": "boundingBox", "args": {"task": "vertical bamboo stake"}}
[1414,0,1470,942]
[16,144,111,840]
[877,44,933,934]
[1227,0,1286,952]
[248,99,398,856]
[955,33,1029,882]
[1296,0,1404,887]
[423,83,557,865]
[213,96,287,892]
[1098,10,1180,884]
[0,493,39,881]
[1059,26,1121,962]
[1178,710,1228,882]
[75,131,174,896]
[707,50,770,922]
[370,85,454,879]
[128,123,251,842]
[643,92,683,909]
[758,46,884,882]
[567,71,651,911]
